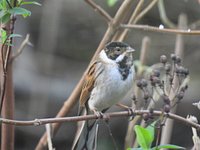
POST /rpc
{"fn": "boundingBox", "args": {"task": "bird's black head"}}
[105,41,132,60]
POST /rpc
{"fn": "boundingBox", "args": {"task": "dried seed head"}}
[143,92,149,100]
[149,108,154,114]
[171,53,177,61]
[175,66,184,74]
[132,95,136,101]
[184,84,188,90]
[152,76,161,84]
[160,55,167,64]
[165,63,171,73]
[141,79,148,87]
[136,80,143,88]
[176,91,184,100]
[183,68,189,76]
[143,113,150,121]
[153,70,160,77]
[163,94,170,104]
[164,104,170,113]
[175,56,181,64]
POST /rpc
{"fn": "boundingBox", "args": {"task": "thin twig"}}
[45,124,55,150]
[0,110,199,130]
[121,24,200,35]
[84,0,112,22]
[11,34,30,61]
[134,0,159,24]
[158,0,176,28]
[118,0,144,41]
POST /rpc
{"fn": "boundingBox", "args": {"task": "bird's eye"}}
[116,47,121,52]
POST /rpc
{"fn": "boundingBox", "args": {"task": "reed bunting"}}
[72,41,135,150]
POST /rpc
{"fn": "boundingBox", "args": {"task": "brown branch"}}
[121,24,200,35]
[11,34,30,61]
[158,0,176,28]
[0,110,200,130]
[0,15,16,150]
[45,124,55,150]
[118,0,144,41]
[84,0,112,22]
[133,0,158,24]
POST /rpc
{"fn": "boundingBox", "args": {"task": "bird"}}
[72,41,135,150]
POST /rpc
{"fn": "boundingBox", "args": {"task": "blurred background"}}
[10,0,200,149]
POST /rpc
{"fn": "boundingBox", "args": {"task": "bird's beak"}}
[126,47,135,53]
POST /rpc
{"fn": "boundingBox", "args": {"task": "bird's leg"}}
[116,103,135,119]
[92,110,110,121]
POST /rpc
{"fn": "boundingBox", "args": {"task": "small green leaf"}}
[146,121,156,142]
[1,28,7,43]
[107,0,118,7]
[134,125,153,149]
[9,34,22,38]
[2,0,7,10]
[152,144,185,150]
[21,1,41,6]
[9,7,31,17]
[1,12,11,24]
[0,10,5,18]
[0,3,3,10]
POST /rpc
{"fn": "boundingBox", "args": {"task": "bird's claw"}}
[127,108,135,121]
[94,111,110,121]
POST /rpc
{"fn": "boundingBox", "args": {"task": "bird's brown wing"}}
[79,61,99,107]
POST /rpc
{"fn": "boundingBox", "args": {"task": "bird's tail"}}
[72,108,98,150]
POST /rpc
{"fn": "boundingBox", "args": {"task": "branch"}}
[133,0,158,24]
[121,24,200,35]
[11,34,31,61]
[45,124,55,150]
[0,110,200,130]
[118,0,144,41]
[84,0,112,22]
[158,0,176,28]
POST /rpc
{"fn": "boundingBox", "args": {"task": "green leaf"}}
[107,0,118,7]
[146,121,156,142]
[0,9,5,17]
[9,33,22,38]
[9,7,31,17]
[1,28,7,43]
[2,0,7,10]
[1,12,11,24]
[134,125,153,149]
[21,1,41,6]
[0,3,3,10]
[152,144,185,150]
